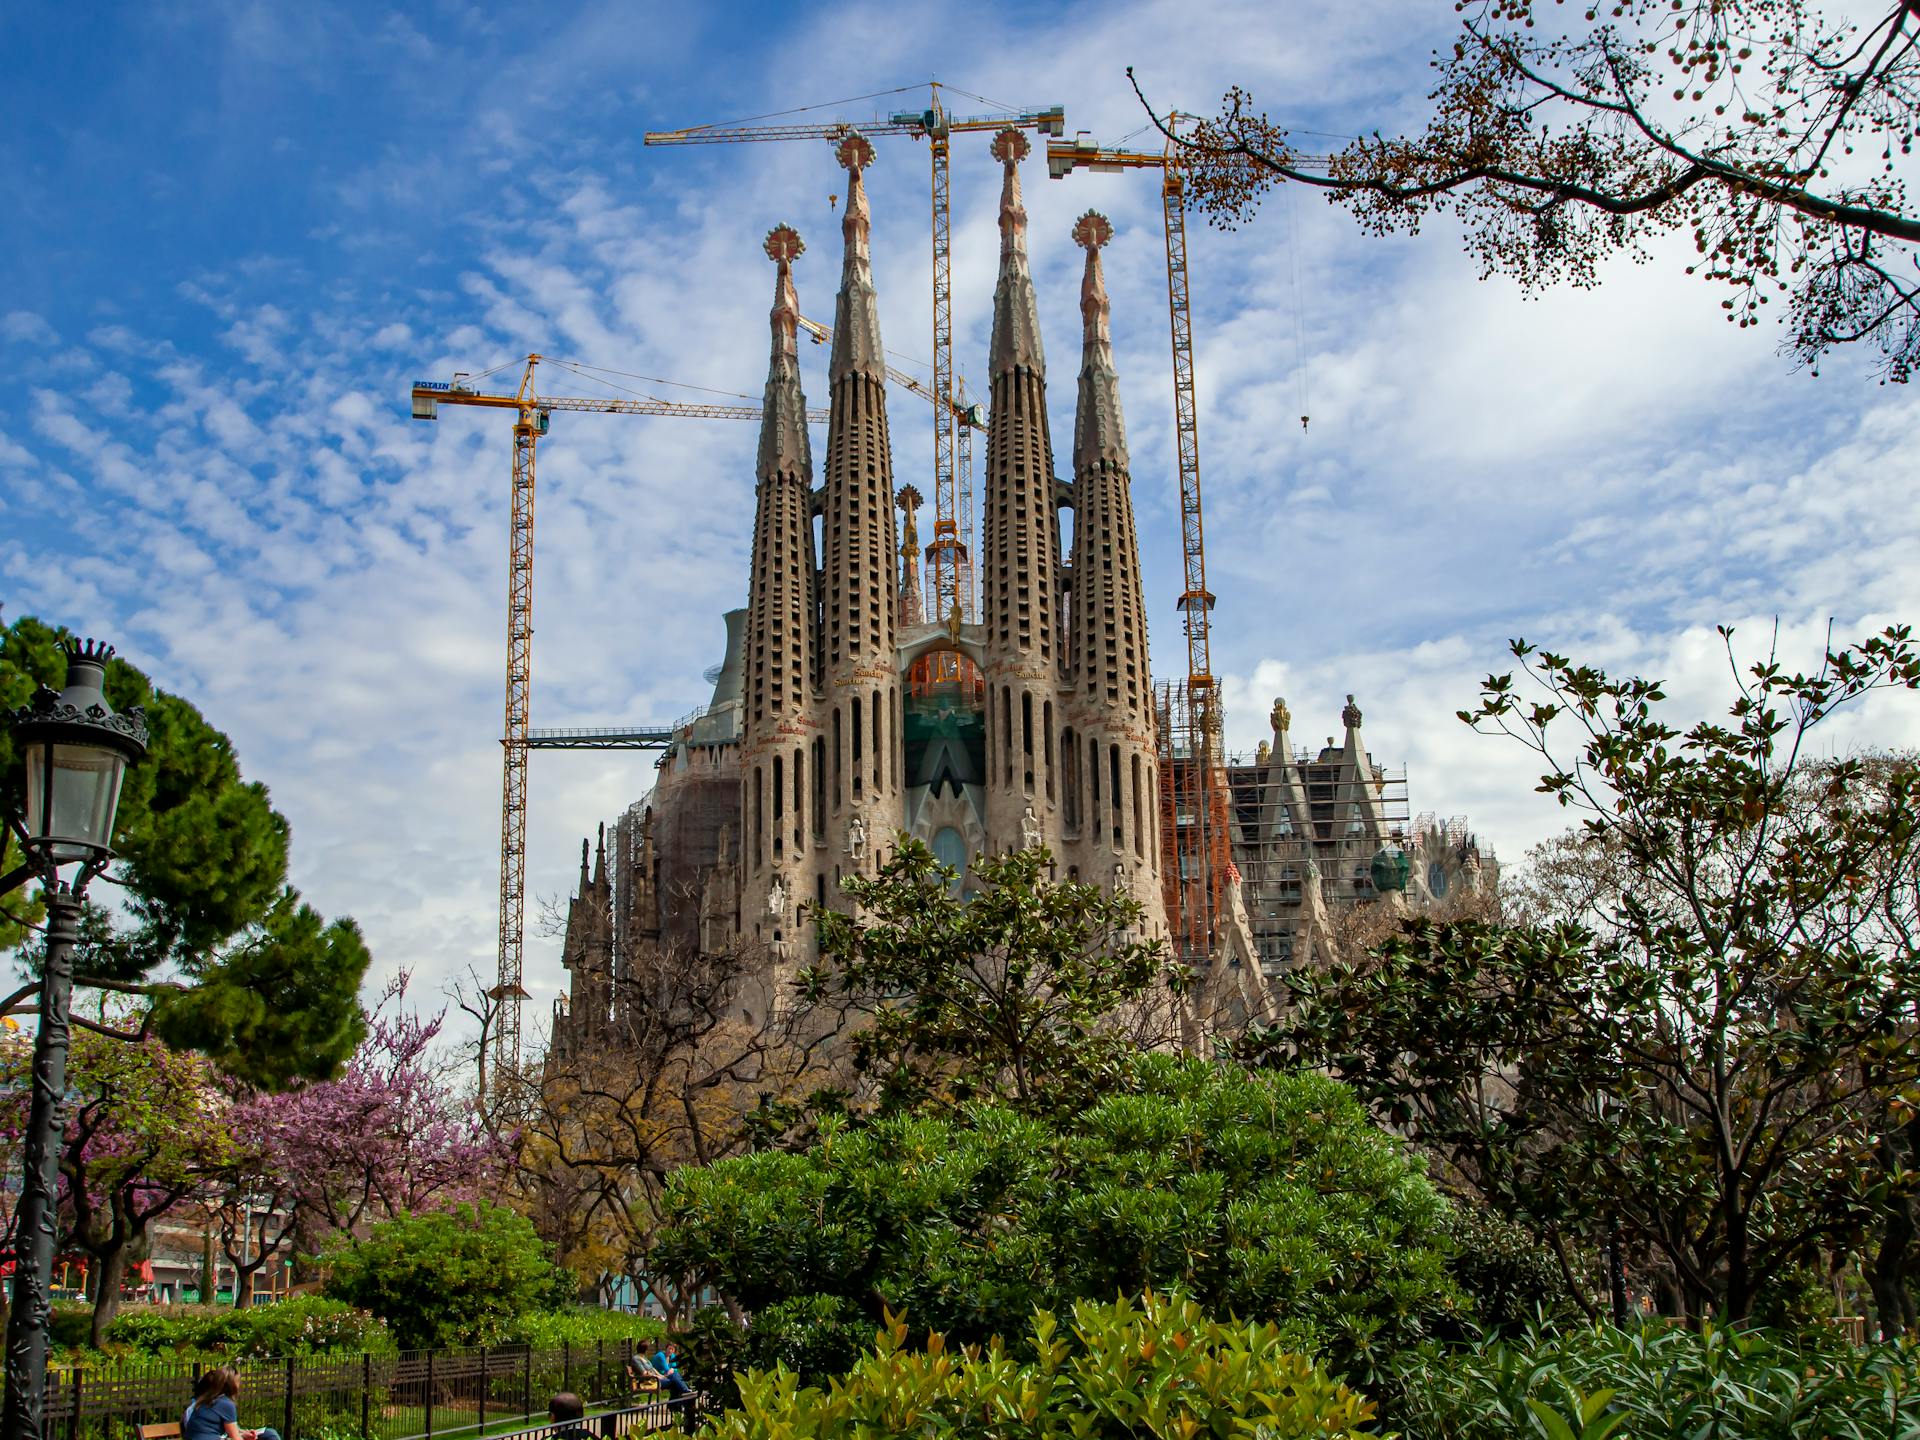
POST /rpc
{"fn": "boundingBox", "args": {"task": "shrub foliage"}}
[1383,1319,1920,1439]
[101,1297,393,1359]
[699,1293,1377,1440]
[320,1202,575,1349]
[658,1055,1462,1362]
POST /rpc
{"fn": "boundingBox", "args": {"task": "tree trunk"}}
[1722,1186,1753,1322]
[1871,1191,1916,1338]
[88,1246,129,1348]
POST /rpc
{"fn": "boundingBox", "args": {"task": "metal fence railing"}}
[42,1339,702,1440]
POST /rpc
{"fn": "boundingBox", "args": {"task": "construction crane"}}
[646,83,1063,637]
[1046,127,1331,962]
[410,355,829,1091]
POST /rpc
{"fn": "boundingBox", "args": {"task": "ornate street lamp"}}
[2,639,146,1440]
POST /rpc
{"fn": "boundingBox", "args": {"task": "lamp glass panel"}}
[24,740,126,862]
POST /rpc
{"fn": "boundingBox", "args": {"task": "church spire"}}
[830,133,884,382]
[989,128,1044,375]
[1072,210,1127,471]
[758,224,810,481]
[743,223,819,741]
[1067,209,1153,740]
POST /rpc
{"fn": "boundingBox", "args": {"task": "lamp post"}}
[2,639,146,1440]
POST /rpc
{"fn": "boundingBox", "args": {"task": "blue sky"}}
[5,1,1917,1026]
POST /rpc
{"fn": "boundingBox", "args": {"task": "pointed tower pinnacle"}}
[830,133,884,382]
[897,485,925,628]
[578,838,590,892]
[592,821,608,894]
[1065,206,1155,901]
[989,128,1044,375]
[759,224,811,481]
[744,222,820,742]
[1072,210,1127,471]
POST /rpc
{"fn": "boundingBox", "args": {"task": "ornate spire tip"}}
[990,127,1030,165]
[835,132,875,173]
[1072,210,1114,251]
[764,224,804,265]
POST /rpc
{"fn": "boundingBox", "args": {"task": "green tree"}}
[1250,626,1920,1322]
[656,1054,1463,1366]
[801,842,1183,1113]
[0,614,368,1083]
[1142,0,1920,379]
[319,1201,574,1349]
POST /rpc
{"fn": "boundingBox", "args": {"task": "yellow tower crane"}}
[409,356,828,1093]
[1046,127,1330,962]
[645,83,1062,638]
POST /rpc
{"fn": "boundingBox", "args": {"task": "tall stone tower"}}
[1065,211,1162,915]
[979,128,1068,857]
[741,222,821,954]
[819,133,902,908]
[551,826,612,1061]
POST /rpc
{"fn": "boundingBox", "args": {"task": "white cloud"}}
[2,312,57,345]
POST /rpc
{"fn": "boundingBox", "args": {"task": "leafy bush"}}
[320,1201,575,1349]
[680,1306,751,1409]
[744,1296,868,1385]
[659,1054,1462,1365]
[50,1304,93,1353]
[1381,1319,1920,1439]
[1439,1205,1568,1335]
[102,1297,393,1358]
[699,1293,1376,1440]
[1749,1261,1838,1333]
[507,1307,666,1348]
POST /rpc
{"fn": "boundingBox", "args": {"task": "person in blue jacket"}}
[183,1368,280,1440]
[649,1341,692,1402]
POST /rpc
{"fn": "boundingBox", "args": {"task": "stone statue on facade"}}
[767,875,788,922]
[1021,803,1042,850]
[848,815,868,864]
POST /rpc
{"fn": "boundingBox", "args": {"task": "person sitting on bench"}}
[184,1368,280,1440]
[649,1342,691,1402]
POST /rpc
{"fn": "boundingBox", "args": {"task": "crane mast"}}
[410,357,822,1095]
[496,400,537,1081]
[927,95,962,649]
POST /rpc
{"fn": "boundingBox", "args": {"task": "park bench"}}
[133,1425,180,1440]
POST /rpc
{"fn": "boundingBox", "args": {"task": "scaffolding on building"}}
[1154,680,1233,964]
[1221,751,1412,973]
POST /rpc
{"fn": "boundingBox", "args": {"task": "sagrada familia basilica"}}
[548,131,1490,1059]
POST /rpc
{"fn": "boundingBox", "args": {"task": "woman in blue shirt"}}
[183,1368,281,1440]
